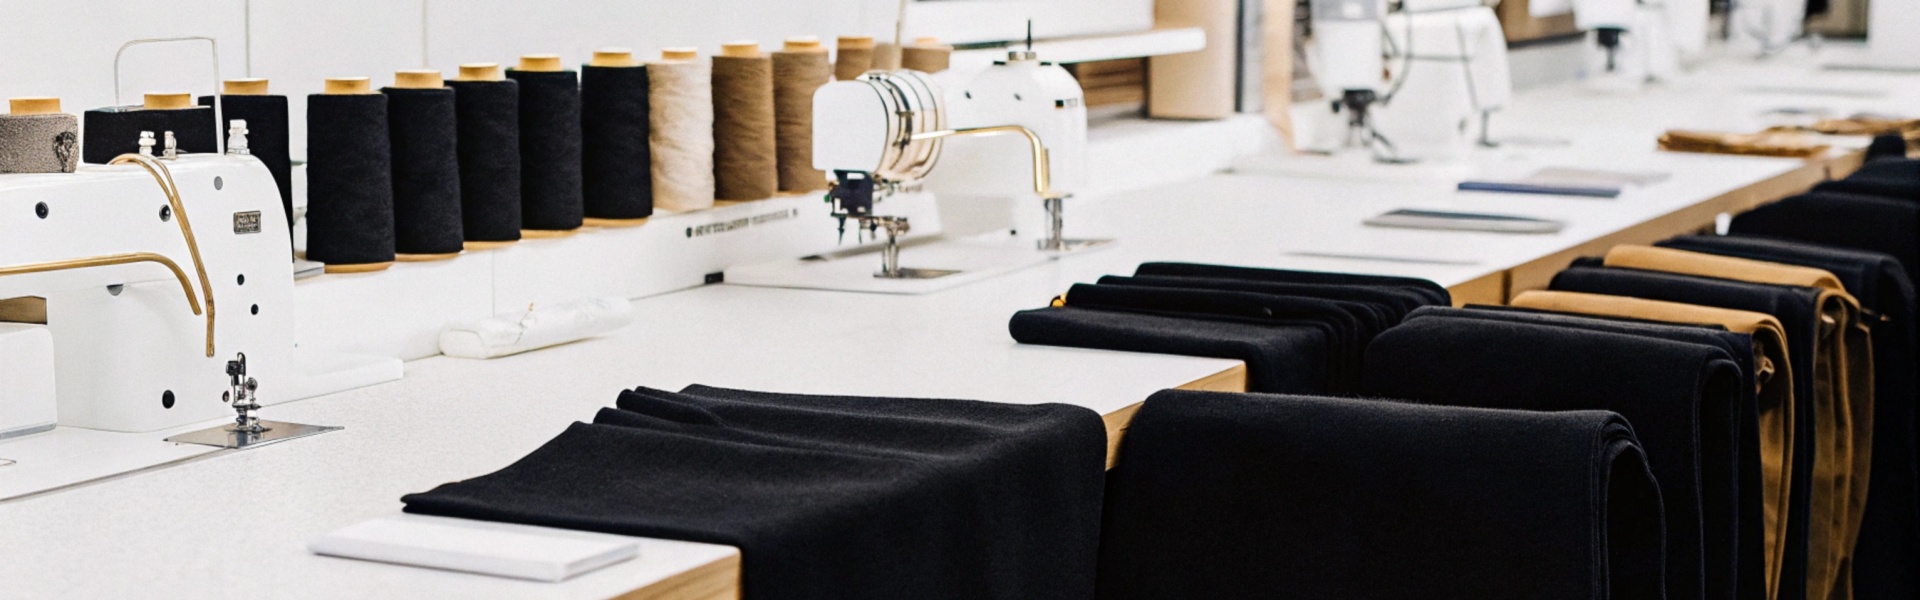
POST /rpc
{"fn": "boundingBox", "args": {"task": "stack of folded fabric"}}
[1541,247,1875,600]
[402,385,1109,599]
[1818,159,1920,200]
[1733,192,1920,285]
[1008,262,1448,395]
[1096,389,1667,599]
[1362,308,1748,600]
[1660,129,1833,159]
[1654,235,1920,600]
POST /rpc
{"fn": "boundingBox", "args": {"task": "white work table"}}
[0,44,1911,599]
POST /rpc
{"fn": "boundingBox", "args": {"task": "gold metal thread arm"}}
[910,125,1060,199]
[0,253,203,315]
[109,154,215,357]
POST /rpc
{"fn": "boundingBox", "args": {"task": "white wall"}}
[0,0,905,158]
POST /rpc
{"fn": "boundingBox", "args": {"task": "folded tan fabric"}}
[1603,246,1875,600]
[1805,117,1919,137]
[1660,129,1832,159]
[1511,289,1797,598]
[1607,246,1845,291]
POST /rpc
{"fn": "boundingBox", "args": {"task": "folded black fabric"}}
[1009,304,1329,394]
[1731,192,1920,292]
[1099,273,1439,319]
[1662,235,1920,599]
[1814,180,1920,203]
[1866,134,1910,163]
[1095,275,1395,336]
[1055,282,1369,392]
[1421,305,1769,600]
[1097,389,1667,599]
[403,385,1107,599]
[1364,313,1741,600]
[1133,262,1452,306]
[1551,265,1825,600]
[1848,158,1920,186]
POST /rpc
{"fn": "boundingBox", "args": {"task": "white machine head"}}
[0,154,293,433]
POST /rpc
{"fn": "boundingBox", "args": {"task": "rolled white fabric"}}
[438,297,634,359]
[648,58,716,211]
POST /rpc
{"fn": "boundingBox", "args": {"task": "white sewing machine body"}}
[812,56,1090,239]
[726,53,1093,294]
[1303,0,1513,163]
[1573,0,1704,89]
[1727,0,1809,56]
[926,55,1089,238]
[0,154,292,432]
[1372,3,1512,161]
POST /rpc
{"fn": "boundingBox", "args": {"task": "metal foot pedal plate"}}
[165,420,342,450]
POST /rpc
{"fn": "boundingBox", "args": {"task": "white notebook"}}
[309,514,639,582]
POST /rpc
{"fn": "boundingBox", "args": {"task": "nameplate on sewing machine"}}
[684,208,800,239]
[233,211,262,234]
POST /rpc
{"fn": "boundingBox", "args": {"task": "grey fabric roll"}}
[0,113,79,174]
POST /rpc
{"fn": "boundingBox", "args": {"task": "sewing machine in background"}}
[1281,0,1512,167]
[723,42,1100,294]
[1573,0,1705,89]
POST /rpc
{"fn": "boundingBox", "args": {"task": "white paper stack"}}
[308,514,639,582]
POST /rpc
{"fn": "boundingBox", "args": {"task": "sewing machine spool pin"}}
[164,352,340,450]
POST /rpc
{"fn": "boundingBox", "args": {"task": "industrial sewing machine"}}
[0,134,364,447]
[725,43,1100,292]
[2,109,393,463]
[1573,0,1704,88]
[1302,0,1513,163]
[0,138,295,434]
[1,39,394,450]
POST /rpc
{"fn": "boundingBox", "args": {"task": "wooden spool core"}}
[393,70,445,89]
[914,37,942,46]
[783,36,824,52]
[8,97,61,115]
[837,35,875,50]
[583,217,650,228]
[720,42,762,58]
[518,54,563,72]
[522,228,579,239]
[455,63,504,82]
[660,47,699,62]
[222,79,270,95]
[395,252,460,262]
[323,78,373,95]
[143,92,193,110]
[323,261,393,274]
[463,240,517,251]
[590,48,638,67]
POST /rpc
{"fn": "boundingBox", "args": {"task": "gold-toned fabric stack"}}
[1660,129,1833,159]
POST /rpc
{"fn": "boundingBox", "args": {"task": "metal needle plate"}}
[165,420,341,450]
[874,267,962,280]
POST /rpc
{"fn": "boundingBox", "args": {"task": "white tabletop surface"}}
[2,42,1916,599]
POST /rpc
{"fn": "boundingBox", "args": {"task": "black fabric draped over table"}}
[1008,263,1447,395]
[1362,309,1745,600]
[1095,389,1667,600]
[402,385,1108,600]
